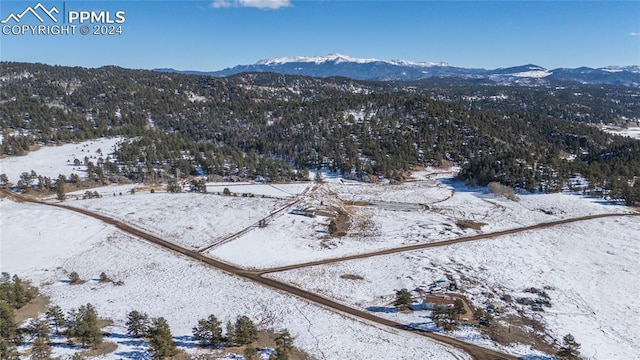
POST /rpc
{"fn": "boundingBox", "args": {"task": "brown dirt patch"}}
[78,341,118,357]
[332,208,350,237]
[135,184,164,192]
[98,319,114,328]
[315,210,334,217]
[485,314,556,354]
[255,330,314,360]
[168,349,192,359]
[316,205,351,237]
[14,294,50,324]
[456,220,487,231]
[194,330,314,360]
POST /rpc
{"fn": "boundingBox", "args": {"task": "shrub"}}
[99,272,110,283]
[68,272,81,284]
[488,182,518,201]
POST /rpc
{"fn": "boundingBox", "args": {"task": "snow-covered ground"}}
[65,193,289,249]
[205,183,310,198]
[2,141,638,360]
[62,173,631,270]
[326,173,453,204]
[601,126,640,140]
[0,137,123,183]
[268,216,640,359]
[210,178,632,269]
[0,198,469,360]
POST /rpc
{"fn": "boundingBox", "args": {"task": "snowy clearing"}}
[268,216,640,359]
[0,198,469,360]
[210,178,631,269]
[205,183,310,198]
[0,137,123,183]
[601,126,640,140]
[64,192,289,249]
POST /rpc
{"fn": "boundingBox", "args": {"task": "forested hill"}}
[1,62,639,204]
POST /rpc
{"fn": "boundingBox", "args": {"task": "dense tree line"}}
[1,62,638,204]
[0,273,35,309]
[0,273,106,359]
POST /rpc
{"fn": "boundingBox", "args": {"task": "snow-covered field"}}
[206,183,310,198]
[65,193,289,249]
[210,178,632,269]
[268,216,640,359]
[0,138,123,183]
[3,141,638,359]
[326,172,453,204]
[0,198,469,360]
[62,171,632,270]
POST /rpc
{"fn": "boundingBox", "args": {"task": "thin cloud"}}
[210,0,292,9]
[630,32,640,36]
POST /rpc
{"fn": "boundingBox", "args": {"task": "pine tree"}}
[225,320,235,345]
[0,301,19,359]
[148,317,177,359]
[10,275,27,307]
[0,274,35,308]
[557,334,581,360]
[243,345,259,360]
[272,330,293,360]
[192,314,222,347]
[45,305,66,334]
[394,288,412,310]
[234,316,258,345]
[125,310,150,338]
[30,336,52,360]
[25,318,50,341]
[68,303,102,348]
[0,340,19,360]
[55,174,66,201]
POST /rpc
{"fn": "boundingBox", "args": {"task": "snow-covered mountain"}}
[255,53,450,67]
[156,54,640,87]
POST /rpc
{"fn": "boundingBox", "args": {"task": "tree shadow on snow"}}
[365,306,398,313]
[114,350,149,360]
[173,335,197,349]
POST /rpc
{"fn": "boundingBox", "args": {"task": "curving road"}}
[6,189,636,359]
[2,188,517,359]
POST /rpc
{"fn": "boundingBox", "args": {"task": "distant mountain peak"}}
[255,53,450,67]
[155,55,640,88]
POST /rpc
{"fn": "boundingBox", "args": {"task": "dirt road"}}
[2,188,518,359]
[259,212,639,274]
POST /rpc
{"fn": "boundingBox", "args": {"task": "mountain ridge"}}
[154,54,640,87]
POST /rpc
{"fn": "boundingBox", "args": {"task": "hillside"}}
[1,62,639,204]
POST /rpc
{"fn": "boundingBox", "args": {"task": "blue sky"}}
[1,0,639,70]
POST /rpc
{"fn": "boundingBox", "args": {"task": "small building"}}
[421,294,456,311]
